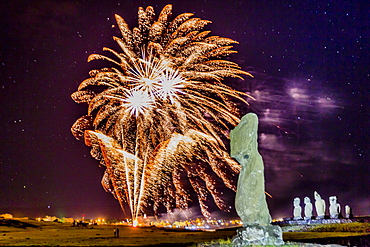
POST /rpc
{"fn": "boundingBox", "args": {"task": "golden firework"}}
[71,4,253,220]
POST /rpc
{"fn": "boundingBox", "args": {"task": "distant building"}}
[0,213,13,219]
[62,217,74,223]
[43,215,60,222]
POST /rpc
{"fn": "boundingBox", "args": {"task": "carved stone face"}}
[230,113,258,160]
[345,205,350,213]
[304,196,311,204]
[329,196,337,204]
[293,197,300,206]
[314,191,321,200]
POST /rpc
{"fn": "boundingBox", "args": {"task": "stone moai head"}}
[304,196,311,204]
[345,205,351,214]
[230,113,259,162]
[293,197,300,206]
[329,196,337,205]
[314,191,321,200]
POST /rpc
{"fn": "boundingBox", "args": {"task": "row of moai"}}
[293,191,353,220]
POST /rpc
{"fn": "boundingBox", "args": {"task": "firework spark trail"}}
[136,146,150,219]
[123,149,134,218]
[172,166,191,210]
[188,175,211,219]
[194,163,229,212]
[71,4,253,220]
[86,131,131,214]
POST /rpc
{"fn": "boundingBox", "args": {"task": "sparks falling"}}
[71,4,253,220]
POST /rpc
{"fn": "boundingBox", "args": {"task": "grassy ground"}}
[0,219,237,246]
[283,222,370,241]
[283,231,369,241]
[1,219,369,246]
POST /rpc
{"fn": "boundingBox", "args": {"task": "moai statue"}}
[345,205,353,219]
[329,196,341,219]
[293,197,302,220]
[230,113,284,246]
[304,196,313,220]
[314,191,326,219]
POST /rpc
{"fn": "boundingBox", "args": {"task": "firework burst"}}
[71,4,253,220]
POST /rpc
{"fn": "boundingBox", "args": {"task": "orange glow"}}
[133,219,138,227]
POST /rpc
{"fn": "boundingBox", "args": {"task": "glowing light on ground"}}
[133,219,138,227]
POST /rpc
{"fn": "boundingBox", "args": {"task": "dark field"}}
[0,219,237,246]
[1,219,370,246]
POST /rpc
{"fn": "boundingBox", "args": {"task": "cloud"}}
[232,72,370,217]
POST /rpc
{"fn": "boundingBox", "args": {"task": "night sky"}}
[1,0,369,220]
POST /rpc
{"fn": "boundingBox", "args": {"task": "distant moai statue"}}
[345,205,353,218]
[329,196,341,219]
[304,196,313,220]
[293,197,302,220]
[314,191,326,219]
